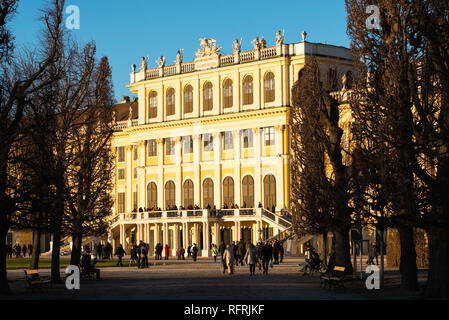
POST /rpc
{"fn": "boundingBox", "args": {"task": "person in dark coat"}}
[238,240,246,266]
[114,244,126,266]
[219,241,227,273]
[28,244,33,257]
[232,242,238,266]
[187,245,192,258]
[191,243,199,262]
[261,243,273,274]
[279,242,284,263]
[129,245,138,266]
[22,244,27,258]
[273,240,280,264]
[141,243,149,268]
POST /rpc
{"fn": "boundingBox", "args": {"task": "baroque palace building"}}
[109,30,353,257]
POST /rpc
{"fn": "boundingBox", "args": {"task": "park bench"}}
[79,264,97,280]
[320,266,347,290]
[24,269,51,292]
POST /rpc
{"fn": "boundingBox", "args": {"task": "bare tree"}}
[346,0,449,296]
[0,0,64,294]
[291,58,357,274]
[65,56,115,266]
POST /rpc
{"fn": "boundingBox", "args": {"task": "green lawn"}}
[6,258,131,270]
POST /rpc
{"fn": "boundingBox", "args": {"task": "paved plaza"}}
[1,256,428,300]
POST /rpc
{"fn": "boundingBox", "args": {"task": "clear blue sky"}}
[10,0,350,103]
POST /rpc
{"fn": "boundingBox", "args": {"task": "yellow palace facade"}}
[109,31,352,256]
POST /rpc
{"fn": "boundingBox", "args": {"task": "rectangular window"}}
[133,167,138,179]
[223,131,233,150]
[203,133,213,152]
[165,138,175,156]
[148,139,157,157]
[182,136,193,154]
[118,168,125,180]
[242,129,253,148]
[117,192,126,213]
[133,145,138,161]
[117,146,125,162]
[264,127,275,146]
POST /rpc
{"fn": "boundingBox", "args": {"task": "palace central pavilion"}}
[109,31,352,256]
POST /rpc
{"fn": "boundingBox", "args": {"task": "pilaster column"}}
[163,223,168,247]
[194,223,199,246]
[120,224,125,247]
[157,138,164,209]
[213,132,222,209]
[253,127,262,208]
[175,136,182,207]
[233,130,241,207]
[138,141,146,210]
[174,224,179,250]
[126,145,132,212]
[275,125,285,210]
[193,134,201,206]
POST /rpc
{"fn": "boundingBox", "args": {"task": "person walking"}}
[6,243,12,259]
[211,244,218,263]
[273,240,280,264]
[223,245,235,275]
[219,241,227,274]
[114,244,126,267]
[279,242,284,263]
[22,244,27,258]
[187,245,192,259]
[261,242,273,275]
[244,243,258,276]
[129,245,138,266]
[141,243,149,268]
[238,240,245,266]
[191,243,199,262]
[180,247,185,260]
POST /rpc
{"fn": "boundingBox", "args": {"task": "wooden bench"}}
[79,264,99,280]
[24,269,51,292]
[320,266,347,290]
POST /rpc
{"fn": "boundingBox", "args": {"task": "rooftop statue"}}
[195,38,221,58]
[176,49,184,64]
[140,56,147,71]
[301,30,307,42]
[156,55,166,68]
[233,38,242,54]
[251,37,260,50]
[275,30,285,45]
[260,36,266,49]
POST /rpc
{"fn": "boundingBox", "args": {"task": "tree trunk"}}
[70,233,82,266]
[424,226,449,298]
[334,227,353,274]
[397,225,419,291]
[50,228,62,283]
[0,223,10,294]
[30,230,41,269]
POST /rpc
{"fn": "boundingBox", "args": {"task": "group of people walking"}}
[6,243,33,258]
[217,239,285,276]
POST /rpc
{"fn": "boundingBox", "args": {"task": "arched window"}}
[165,181,175,210]
[263,175,276,210]
[264,72,275,103]
[202,178,214,208]
[147,182,157,209]
[242,75,253,105]
[166,88,175,116]
[223,79,233,109]
[149,91,157,119]
[203,81,213,111]
[222,177,234,206]
[242,175,254,208]
[183,85,193,114]
[183,179,194,208]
